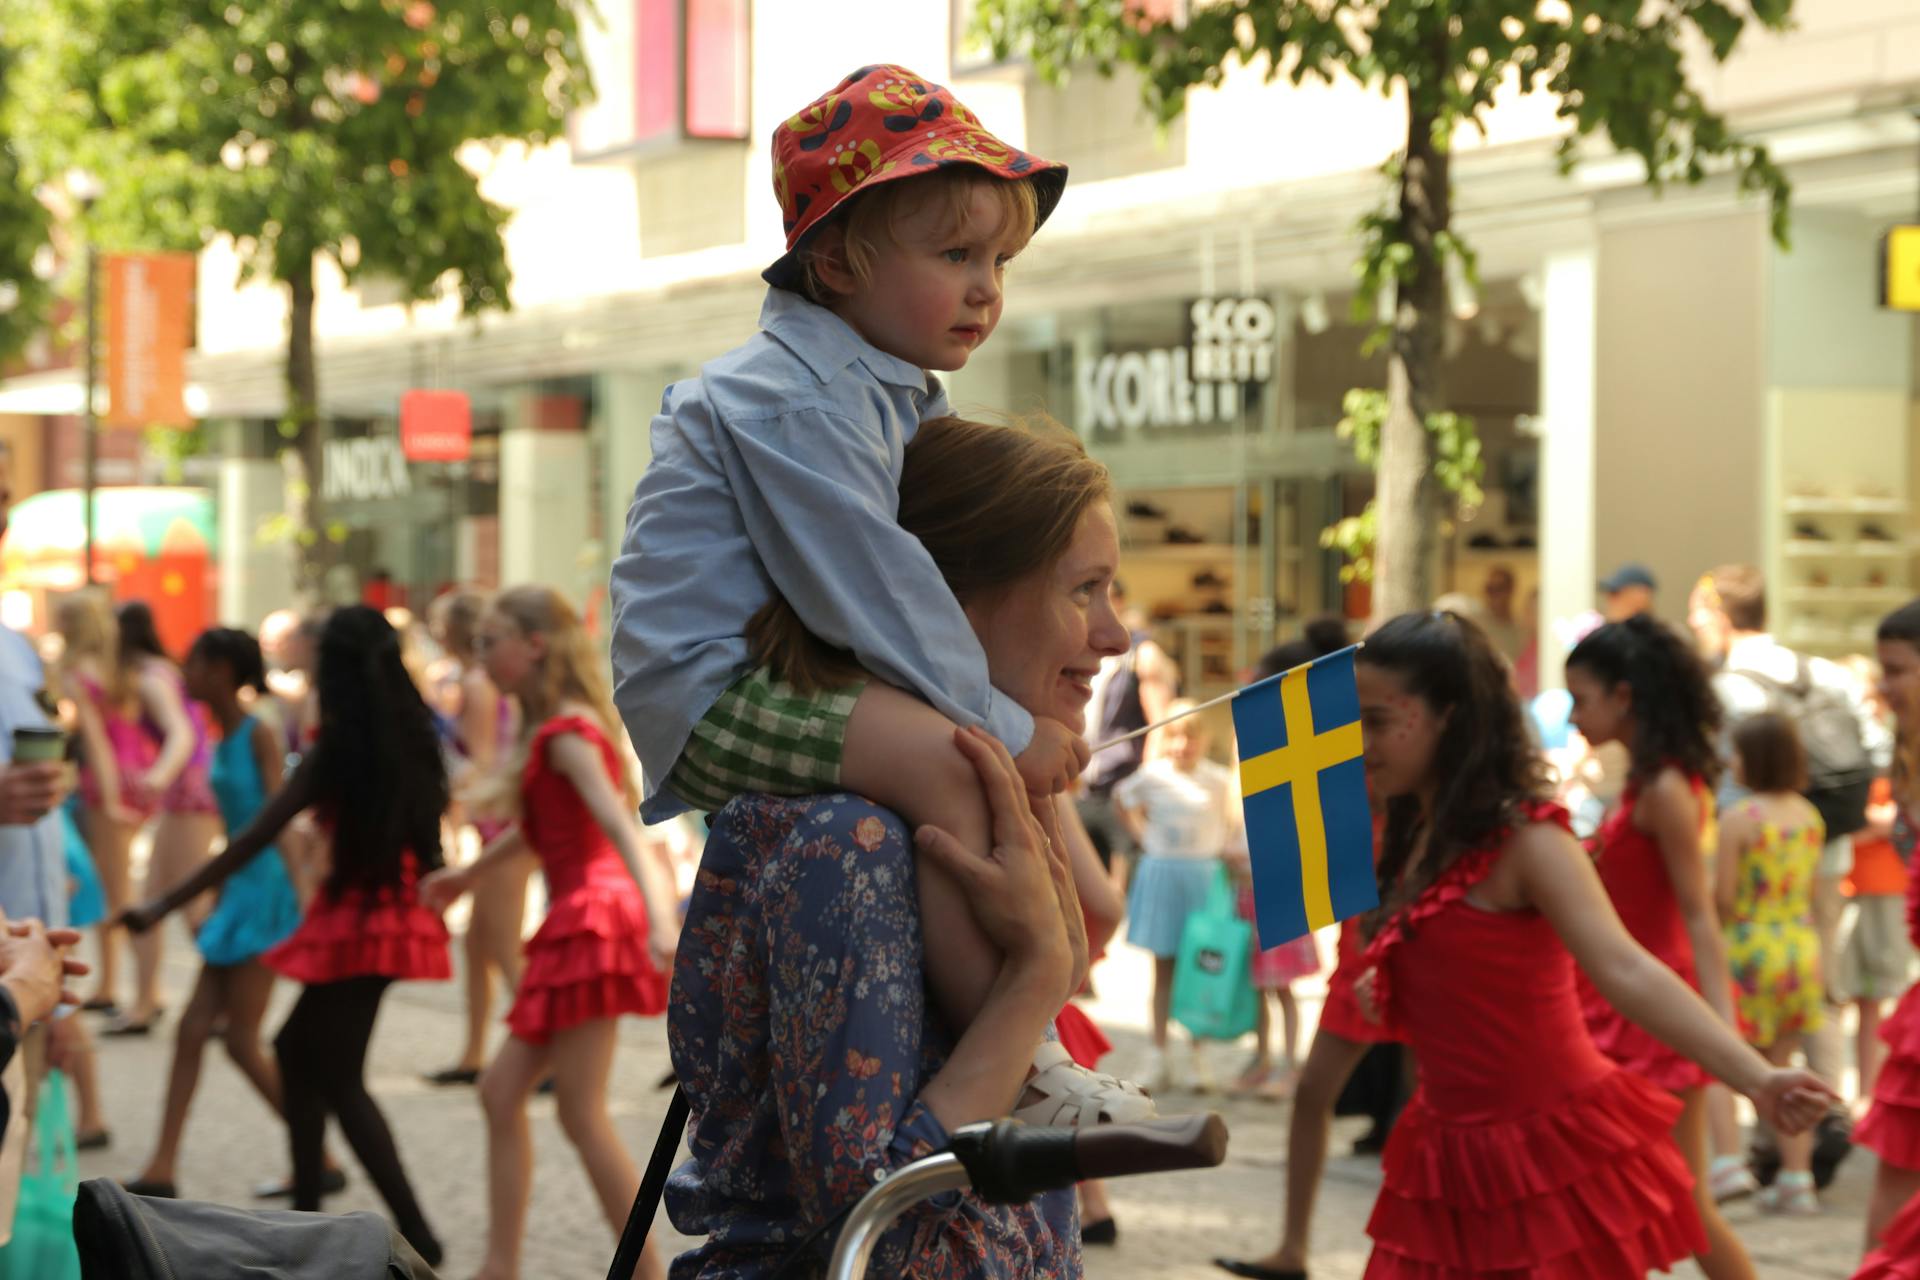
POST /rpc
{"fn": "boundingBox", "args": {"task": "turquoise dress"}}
[196,715,300,966]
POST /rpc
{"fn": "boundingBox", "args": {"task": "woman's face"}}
[1565,663,1631,749]
[1878,638,1920,726]
[962,503,1128,735]
[1356,662,1448,800]
[475,609,542,694]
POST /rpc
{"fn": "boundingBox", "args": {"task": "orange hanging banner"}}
[105,252,196,428]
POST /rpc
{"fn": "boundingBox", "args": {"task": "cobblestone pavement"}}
[81,924,1874,1279]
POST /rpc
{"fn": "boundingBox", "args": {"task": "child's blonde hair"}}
[488,585,638,813]
[54,591,131,703]
[1148,698,1207,762]
[799,168,1040,306]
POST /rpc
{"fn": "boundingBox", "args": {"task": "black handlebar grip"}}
[947,1113,1229,1204]
[1073,1113,1229,1181]
[948,1120,1080,1204]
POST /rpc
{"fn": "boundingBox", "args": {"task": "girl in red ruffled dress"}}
[1857,600,1920,1254]
[1216,630,1405,1280]
[1563,615,1762,1268]
[1349,610,1829,1279]
[421,586,681,1280]
[124,605,452,1266]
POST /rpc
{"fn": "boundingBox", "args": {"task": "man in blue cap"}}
[1600,562,1658,622]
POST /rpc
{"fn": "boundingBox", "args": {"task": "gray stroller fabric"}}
[72,1178,438,1279]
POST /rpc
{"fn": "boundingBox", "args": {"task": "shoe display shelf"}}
[1778,494,1912,657]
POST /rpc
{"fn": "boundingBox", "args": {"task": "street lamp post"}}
[66,169,103,588]
[82,242,96,585]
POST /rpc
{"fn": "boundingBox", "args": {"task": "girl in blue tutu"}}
[122,628,304,1198]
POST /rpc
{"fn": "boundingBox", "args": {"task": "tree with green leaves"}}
[8,0,594,595]
[978,0,1793,616]
[0,41,53,367]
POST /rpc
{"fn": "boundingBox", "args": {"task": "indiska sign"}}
[322,435,413,503]
[1076,296,1277,438]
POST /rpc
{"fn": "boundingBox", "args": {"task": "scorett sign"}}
[1076,296,1277,439]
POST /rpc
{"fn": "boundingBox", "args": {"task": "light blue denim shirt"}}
[0,627,67,929]
[611,288,1037,821]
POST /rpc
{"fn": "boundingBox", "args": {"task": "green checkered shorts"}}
[664,666,867,813]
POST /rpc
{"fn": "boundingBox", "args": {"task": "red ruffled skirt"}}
[1056,1002,1112,1069]
[265,877,451,985]
[1364,1066,1703,1279]
[1581,996,1711,1095]
[1320,920,1395,1045]
[1857,1187,1920,1279]
[505,881,666,1045]
[1858,984,1920,1170]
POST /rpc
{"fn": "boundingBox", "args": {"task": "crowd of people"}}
[0,59,1913,1280]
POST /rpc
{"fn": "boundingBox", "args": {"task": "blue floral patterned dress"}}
[665,793,1080,1280]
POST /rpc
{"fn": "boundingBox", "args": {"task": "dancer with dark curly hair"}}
[122,606,451,1265]
[1350,610,1827,1278]
[1564,612,1754,1274]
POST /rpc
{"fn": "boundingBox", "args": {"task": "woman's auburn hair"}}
[485,584,640,814]
[747,414,1111,695]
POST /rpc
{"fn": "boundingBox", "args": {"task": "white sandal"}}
[1012,1041,1158,1129]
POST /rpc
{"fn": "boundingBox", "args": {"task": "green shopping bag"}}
[0,1069,81,1280]
[1170,864,1259,1041]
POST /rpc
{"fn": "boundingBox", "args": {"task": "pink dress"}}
[143,667,216,816]
[77,673,157,819]
[1240,885,1321,988]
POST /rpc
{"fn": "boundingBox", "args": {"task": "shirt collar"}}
[759,288,932,395]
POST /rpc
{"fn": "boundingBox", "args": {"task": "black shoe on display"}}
[1861,523,1897,542]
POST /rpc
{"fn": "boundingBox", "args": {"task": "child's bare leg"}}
[841,683,1002,1031]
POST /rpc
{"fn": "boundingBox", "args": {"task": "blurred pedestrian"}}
[122,605,451,1266]
[1080,579,1178,880]
[1477,565,1525,663]
[1116,699,1239,1093]
[419,589,533,1089]
[56,592,150,1018]
[1565,614,1755,1276]
[422,586,679,1280]
[112,601,220,1037]
[121,628,321,1201]
[1692,564,1883,1184]
[1717,711,1826,1214]
[1601,562,1659,622]
[1840,776,1914,1110]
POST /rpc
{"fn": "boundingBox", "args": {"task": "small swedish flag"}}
[1230,644,1377,947]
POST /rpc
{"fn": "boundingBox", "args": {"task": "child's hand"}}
[1013,719,1091,798]
[1354,966,1382,1025]
[418,867,469,915]
[1751,1069,1836,1136]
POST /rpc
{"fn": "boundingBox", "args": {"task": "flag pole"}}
[1090,640,1364,756]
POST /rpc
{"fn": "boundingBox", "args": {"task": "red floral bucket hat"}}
[764,64,1068,291]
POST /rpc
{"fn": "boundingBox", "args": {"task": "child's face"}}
[1564,664,1630,749]
[1356,663,1447,801]
[1879,638,1920,725]
[833,181,1024,373]
[1164,720,1208,769]
[475,610,539,694]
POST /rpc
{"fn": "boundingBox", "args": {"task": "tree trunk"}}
[282,257,327,606]
[1371,102,1451,621]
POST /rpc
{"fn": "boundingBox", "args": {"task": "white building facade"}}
[176,0,1920,693]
